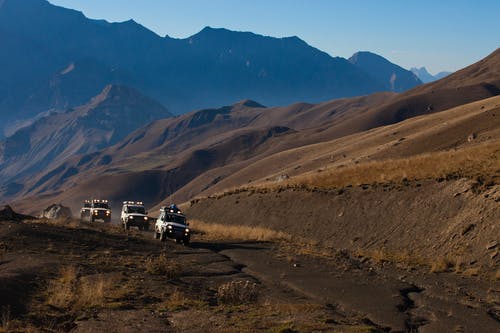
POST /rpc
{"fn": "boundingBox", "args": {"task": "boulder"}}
[40,204,73,219]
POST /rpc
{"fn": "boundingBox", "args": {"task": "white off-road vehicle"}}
[80,200,92,221]
[154,205,190,245]
[81,199,111,222]
[121,201,150,230]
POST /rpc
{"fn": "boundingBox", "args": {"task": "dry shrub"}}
[160,290,206,311]
[217,280,258,305]
[277,141,499,189]
[145,254,181,278]
[1,306,11,332]
[353,248,426,268]
[430,257,456,273]
[77,275,109,308]
[192,219,291,242]
[46,266,78,308]
[461,267,480,277]
[46,266,113,310]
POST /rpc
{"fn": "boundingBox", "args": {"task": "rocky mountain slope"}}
[0,85,171,192]
[349,51,422,91]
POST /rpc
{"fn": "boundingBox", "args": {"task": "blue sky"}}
[49,0,499,73]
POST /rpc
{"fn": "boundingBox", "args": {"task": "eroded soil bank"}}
[187,179,500,275]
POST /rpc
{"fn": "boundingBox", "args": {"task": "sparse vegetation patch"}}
[46,266,114,310]
[216,280,259,305]
[145,253,182,278]
[192,219,291,242]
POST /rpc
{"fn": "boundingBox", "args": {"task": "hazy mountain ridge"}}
[411,66,451,83]
[0,0,421,136]
[349,51,422,92]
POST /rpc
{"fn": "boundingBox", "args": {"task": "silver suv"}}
[154,205,190,245]
[81,199,111,223]
[121,201,150,230]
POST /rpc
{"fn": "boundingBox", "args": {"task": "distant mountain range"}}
[0,0,422,136]
[411,67,451,83]
[1,48,498,208]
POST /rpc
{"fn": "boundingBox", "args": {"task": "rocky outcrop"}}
[40,204,72,219]
[0,205,35,221]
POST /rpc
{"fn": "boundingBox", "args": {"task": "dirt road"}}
[1,219,498,332]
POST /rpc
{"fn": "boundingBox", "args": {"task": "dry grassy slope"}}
[177,95,500,201]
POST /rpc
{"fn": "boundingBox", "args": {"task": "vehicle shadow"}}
[189,241,272,253]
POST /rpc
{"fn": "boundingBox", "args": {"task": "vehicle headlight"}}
[128,216,133,219]
[93,210,98,215]
[144,216,148,220]
[106,210,110,214]
[185,228,190,233]
[167,225,172,229]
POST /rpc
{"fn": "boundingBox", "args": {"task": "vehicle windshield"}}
[127,206,145,214]
[93,203,109,209]
[83,203,91,208]
[164,214,186,225]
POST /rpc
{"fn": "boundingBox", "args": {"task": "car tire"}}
[154,229,160,239]
[143,225,149,231]
[125,222,130,230]
[91,216,95,223]
[183,237,190,246]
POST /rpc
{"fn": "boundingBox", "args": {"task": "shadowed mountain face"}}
[349,51,422,92]
[411,67,451,83]
[0,0,417,136]
[0,85,171,187]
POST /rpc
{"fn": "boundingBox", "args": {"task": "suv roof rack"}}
[123,201,143,205]
[160,206,182,214]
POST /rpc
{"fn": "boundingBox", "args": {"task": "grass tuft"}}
[430,257,456,273]
[145,253,181,278]
[217,280,258,305]
[46,266,114,310]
